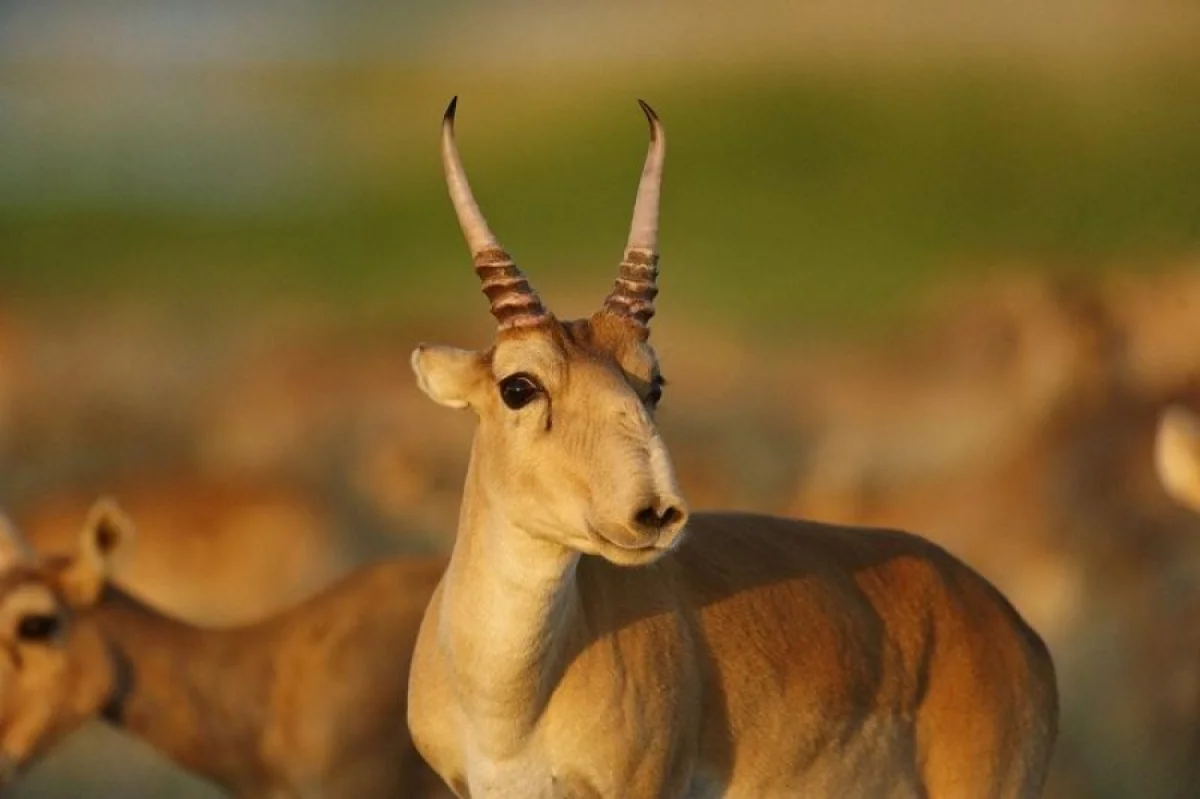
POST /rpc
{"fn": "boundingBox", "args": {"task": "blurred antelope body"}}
[0,502,450,799]
[17,476,349,626]
[406,99,1059,798]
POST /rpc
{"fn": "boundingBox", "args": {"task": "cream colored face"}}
[0,499,131,787]
[0,573,72,784]
[413,313,689,565]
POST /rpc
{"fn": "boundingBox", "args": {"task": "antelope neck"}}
[89,587,274,791]
[439,440,584,757]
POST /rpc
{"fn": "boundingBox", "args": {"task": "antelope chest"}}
[428,676,695,798]
[464,750,615,799]
[459,752,557,798]
[457,739,671,799]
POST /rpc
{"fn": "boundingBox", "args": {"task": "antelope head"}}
[1156,404,1200,513]
[0,512,69,788]
[0,500,131,787]
[411,98,689,566]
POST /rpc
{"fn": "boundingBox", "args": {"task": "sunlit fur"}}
[1156,405,1200,513]
[409,98,1057,798]
[412,312,686,568]
[0,500,451,799]
[409,309,1059,798]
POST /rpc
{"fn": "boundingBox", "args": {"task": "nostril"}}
[635,505,685,531]
[659,506,684,528]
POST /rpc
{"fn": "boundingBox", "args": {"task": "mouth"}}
[585,524,683,566]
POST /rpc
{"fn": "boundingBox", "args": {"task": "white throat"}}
[439,443,584,759]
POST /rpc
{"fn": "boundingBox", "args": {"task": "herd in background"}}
[0,502,448,797]
[0,100,1196,798]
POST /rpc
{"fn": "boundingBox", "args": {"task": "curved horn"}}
[602,99,664,332]
[441,97,548,331]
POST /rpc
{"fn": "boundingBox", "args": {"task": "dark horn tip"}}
[444,96,459,123]
[636,99,660,138]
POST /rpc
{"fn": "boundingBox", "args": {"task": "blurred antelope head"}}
[0,502,128,787]
[411,98,688,566]
[1156,404,1200,513]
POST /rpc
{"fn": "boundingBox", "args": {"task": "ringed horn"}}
[441,97,665,333]
[442,96,548,331]
[602,100,664,334]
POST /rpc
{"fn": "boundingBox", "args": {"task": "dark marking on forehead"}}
[558,319,594,350]
[562,315,663,391]
[561,315,645,361]
[494,314,658,383]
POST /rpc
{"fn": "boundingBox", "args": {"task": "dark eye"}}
[499,373,541,410]
[646,377,665,407]
[17,614,60,642]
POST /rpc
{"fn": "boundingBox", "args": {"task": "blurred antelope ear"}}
[0,512,33,571]
[59,498,136,608]
[411,344,487,410]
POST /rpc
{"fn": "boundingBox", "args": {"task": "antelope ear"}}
[411,344,487,410]
[0,512,33,572]
[59,498,136,608]
[1156,405,1200,514]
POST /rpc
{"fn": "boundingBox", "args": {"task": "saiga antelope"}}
[0,499,451,799]
[1156,404,1200,513]
[405,98,1060,798]
[405,99,1060,796]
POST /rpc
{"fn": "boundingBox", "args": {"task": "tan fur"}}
[411,100,1056,796]
[16,476,349,626]
[1156,405,1200,513]
[408,313,1059,798]
[0,501,452,799]
[0,523,114,787]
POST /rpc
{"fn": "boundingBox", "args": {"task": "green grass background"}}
[4,64,1197,343]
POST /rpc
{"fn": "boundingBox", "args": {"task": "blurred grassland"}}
[3,63,1198,343]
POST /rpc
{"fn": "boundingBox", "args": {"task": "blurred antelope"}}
[16,475,351,626]
[1156,405,1200,513]
[406,98,1059,798]
[0,500,450,799]
[1156,405,1200,799]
